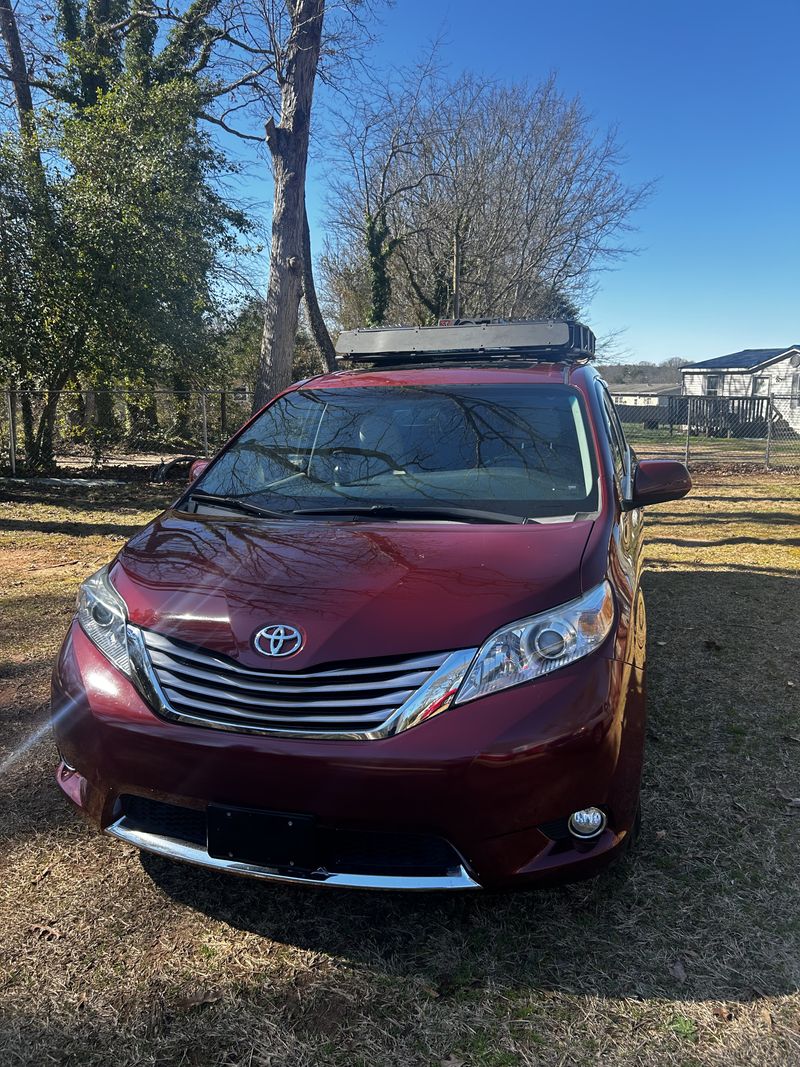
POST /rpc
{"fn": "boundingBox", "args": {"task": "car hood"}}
[112,512,595,668]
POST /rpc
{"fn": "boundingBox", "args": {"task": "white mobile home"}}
[681,346,800,433]
[681,346,800,399]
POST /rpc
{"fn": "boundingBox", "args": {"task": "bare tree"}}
[324,46,449,326]
[249,0,325,410]
[324,72,652,327]
[0,0,34,129]
[302,203,336,370]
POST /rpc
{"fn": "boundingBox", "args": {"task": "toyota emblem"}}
[253,624,305,658]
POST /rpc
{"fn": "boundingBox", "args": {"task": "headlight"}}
[76,565,132,676]
[455,581,615,705]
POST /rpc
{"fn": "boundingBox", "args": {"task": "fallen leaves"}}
[175,990,223,1011]
[669,959,687,983]
[28,924,64,941]
[712,1004,736,1023]
[777,789,800,814]
[29,559,82,572]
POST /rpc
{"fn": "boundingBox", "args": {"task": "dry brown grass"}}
[0,474,798,1067]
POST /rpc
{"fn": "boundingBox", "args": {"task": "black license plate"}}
[207,805,317,869]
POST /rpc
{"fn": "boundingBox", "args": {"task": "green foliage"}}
[55,78,248,380]
[211,297,326,387]
[0,0,258,469]
[0,74,251,468]
[211,298,266,386]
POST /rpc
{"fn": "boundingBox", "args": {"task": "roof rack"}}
[335,319,596,365]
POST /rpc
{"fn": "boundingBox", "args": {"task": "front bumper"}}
[105,815,480,890]
[52,622,645,889]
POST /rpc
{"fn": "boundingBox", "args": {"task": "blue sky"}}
[240,0,800,364]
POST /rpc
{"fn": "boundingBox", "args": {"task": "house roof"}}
[681,347,800,373]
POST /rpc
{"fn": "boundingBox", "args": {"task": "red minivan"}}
[51,321,691,890]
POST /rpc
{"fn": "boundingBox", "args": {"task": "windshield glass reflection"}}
[192,384,598,520]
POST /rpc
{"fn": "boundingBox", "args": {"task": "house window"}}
[791,372,800,409]
[706,374,721,396]
[752,376,770,397]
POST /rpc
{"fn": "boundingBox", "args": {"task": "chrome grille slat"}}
[149,653,433,695]
[139,628,453,737]
[160,673,414,710]
[161,691,391,726]
[143,630,445,679]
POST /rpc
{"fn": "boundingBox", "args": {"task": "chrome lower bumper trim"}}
[107,817,480,891]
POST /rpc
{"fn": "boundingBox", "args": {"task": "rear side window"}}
[599,388,628,482]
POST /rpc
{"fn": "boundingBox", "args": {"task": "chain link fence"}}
[0,387,257,477]
[611,393,800,470]
[1,387,799,477]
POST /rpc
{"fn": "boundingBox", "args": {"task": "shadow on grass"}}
[136,567,799,1005]
[648,534,800,548]
[0,517,149,538]
[653,511,800,526]
[0,486,173,511]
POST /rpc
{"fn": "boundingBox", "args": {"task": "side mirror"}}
[188,458,211,483]
[625,459,691,509]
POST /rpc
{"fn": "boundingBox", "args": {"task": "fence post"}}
[684,397,691,467]
[200,391,209,456]
[6,388,17,477]
[765,400,773,469]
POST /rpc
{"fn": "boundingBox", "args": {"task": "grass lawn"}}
[0,474,798,1066]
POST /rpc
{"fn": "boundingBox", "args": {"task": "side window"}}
[599,387,627,483]
[752,376,770,397]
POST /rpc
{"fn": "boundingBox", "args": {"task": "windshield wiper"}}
[291,504,530,525]
[187,493,533,524]
[186,491,289,520]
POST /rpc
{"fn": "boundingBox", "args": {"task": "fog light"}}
[568,807,606,839]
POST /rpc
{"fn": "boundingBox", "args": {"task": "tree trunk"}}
[19,389,35,467]
[302,200,336,372]
[127,389,159,447]
[170,373,193,447]
[364,210,400,327]
[452,225,462,319]
[0,0,51,210]
[36,390,60,471]
[219,388,228,439]
[22,388,61,473]
[252,0,325,413]
[18,380,66,473]
[0,0,35,131]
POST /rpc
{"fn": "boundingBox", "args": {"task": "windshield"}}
[191,384,598,521]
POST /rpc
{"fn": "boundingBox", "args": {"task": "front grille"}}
[118,795,462,876]
[121,794,207,846]
[140,629,451,737]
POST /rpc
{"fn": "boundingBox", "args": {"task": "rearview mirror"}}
[625,459,691,509]
[188,458,211,483]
